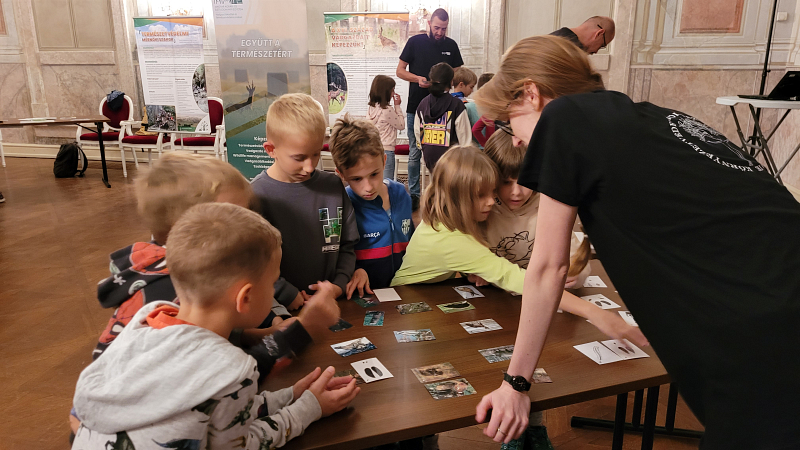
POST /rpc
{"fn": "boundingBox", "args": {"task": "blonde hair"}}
[483,130,526,180]
[166,202,282,304]
[136,153,253,243]
[474,35,605,121]
[329,114,384,171]
[422,146,498,246]
[266,93,327,146]
[453,67,477,88]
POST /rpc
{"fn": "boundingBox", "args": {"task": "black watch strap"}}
[503,373,532,392]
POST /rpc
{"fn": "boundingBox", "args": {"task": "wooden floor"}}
[0,157,704,449]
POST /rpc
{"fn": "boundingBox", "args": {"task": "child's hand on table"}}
[346,268,373,299]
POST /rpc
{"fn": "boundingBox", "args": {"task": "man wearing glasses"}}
[550,16,615,54]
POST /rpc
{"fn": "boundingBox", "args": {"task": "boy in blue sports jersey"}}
[328,114,414,299]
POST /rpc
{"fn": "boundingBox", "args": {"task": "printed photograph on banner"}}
[424,378,477,400]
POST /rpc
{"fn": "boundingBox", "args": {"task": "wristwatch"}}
[503,373,532,392]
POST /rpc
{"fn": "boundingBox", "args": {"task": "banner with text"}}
[324,12,409,138]
[134,17,208,133]
[212,0,312,180]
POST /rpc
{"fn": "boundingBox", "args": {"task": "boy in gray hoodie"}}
[71,203,360,450]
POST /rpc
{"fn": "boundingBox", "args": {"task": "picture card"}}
[437,300,475,314]
[532,368,552,384]
[580,294,620,310]
[619,311,639,327]
[573,341,623,365]
[424,378,477,400]
[351,293,379,308]
[453,285,485,299]
[479,345,514,363]
[460,319,502,334]
[333,368,365,385]
[329,318,353,332]
[601,339,649,360]
[331,337,376,357]
[411,362,460,383]
[394,329,436,343]
[363,311,385,326]
[396,301,433,315]
[373,288,402,302]
[583,276,608,288]
[351,357,393,383]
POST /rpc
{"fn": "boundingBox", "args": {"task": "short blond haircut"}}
[166,202,282,304]
[483,130,526,180]
[422,146,498,246]
[453,67,477,88]
[136,153,253,243]
[328,114,383,171]
[266,93,327,146]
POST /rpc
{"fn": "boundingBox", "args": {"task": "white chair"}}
[172,97,225,159]
[76,95,133,156]
[118,122,170,177]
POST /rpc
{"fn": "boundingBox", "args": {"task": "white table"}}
[716,96,800,184]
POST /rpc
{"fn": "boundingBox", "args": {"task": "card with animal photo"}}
[479,345,514,363]
[619,311,638,327]
[453,285,485,299]
[424,378,477,400]
[396,301,433,315]
[351,293,379,308]
[601,339,649,360]
[363,311,385,326]
[532,368,552,384]
[574,341,623,365]
[411,362,460,383]
[333,368,365,385]
[351,357,393,383]
[394,329,436,343]
[329,318,353,332]
[373,287,402,302]
[460,319,502,334]
[580,294,620,310]
[582,275,608,288]
[436,300,475,314]
[331,337,377,357]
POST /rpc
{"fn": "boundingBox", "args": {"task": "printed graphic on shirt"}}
[105,431,135,450]
[491,230,534,268]
[401,218,411,236]
[667,112,764,173]
[154,438,202,449]
[320,207,341,251]
[421,111,452,147]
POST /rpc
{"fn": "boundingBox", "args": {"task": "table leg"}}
[96,122,110,188]
[640,386,659,450]
[611,393,627,450]
[631,389,644,430]
[664,383,679,433]
[747,105,782,184]
[729,106,749,150]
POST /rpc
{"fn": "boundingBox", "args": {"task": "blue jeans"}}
[384,149,395,180]
[406,112,421,197]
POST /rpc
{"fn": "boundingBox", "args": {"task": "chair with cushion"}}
[173,97,225,159]
[118,122,171,178]
[75,94,133,154]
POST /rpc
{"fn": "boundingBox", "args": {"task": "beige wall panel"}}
[680,0,744,34]
[40,64,120,117]
[72,0,114,49]
[0,63,32,142]
[559,0,613,29]
[32,0,75,49]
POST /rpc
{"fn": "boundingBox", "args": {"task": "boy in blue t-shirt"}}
[327,114,414,298]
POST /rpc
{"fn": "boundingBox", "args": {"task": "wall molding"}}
[39,50,116,65]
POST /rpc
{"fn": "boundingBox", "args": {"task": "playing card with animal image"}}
[352,293,380,308]
[601,339,649,360]
[396,301,433,315]
[331,337,377,357]
[436,300,475,314]
[479,345,514,363]
[411,362,460,383]
[363,311,385,326]
[580,294,620,310]
[329,318,353,332]
[394,329,436,343]
[351,357,393,383]
[460,318,502,334]
[334,368,365,385]
[424,378,477,400]
[453,285,484,299]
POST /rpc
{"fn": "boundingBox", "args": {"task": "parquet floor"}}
[0,157,703,449]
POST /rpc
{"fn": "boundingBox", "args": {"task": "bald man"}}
[550,16,615,54]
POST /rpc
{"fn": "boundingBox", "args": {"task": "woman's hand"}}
[475,383,530,443]
[588,309,649,347]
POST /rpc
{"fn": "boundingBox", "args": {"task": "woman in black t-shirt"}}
[471,35,800,450]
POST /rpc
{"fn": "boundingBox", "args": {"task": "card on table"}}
[394,329,436,343]
[479,345,514,363]
[363,311,384,326]
[580,294,621,310]
[573,341,623,365]
[333,368,365,385]
[351,357,393,383]
[453,285,485,299]
[424,378,477,400]
[374,288,402,302]
[411,362,460,383]
[437,300,475,314]
[396,301,433,315]
[329,318,353,332]
[601,339,649,360]
[532,368,552,384]
[460,319,502,334]
[583,276,608,288]
[331,337,377,357]
[619,310,638,327]
[351,293,380,308]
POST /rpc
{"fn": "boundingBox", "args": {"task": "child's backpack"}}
[53,142,88,178]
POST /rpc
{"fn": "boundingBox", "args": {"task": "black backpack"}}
[53,142,88,178]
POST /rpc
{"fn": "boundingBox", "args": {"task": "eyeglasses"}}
[495,120,513,136]
[597,24,607,49]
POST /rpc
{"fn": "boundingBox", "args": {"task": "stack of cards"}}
[582,276,608,288]
[454,285,484,299]
[437,300,475,314]
[460,319,502,334]
[351,358,393,383]
[331,337,376,357]
[396,302,433,314]
[374,288,402,302]
[573,339,649,365]
[580,294,620,309]
[479,345,514,363]
[394,329,435,343]
[363,311,384,326]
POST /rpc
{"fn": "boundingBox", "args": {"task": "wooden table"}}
[0,116,112,187]
[263,261,671,450]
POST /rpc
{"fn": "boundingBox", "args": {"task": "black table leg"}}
[611,393,627,450]
[631,389,644,431]
[664,383,679,433]
[96,122,110,188]
[641,386,659,450]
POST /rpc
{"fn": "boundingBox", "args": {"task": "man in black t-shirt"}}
[397,8,463,205]
[550,16,615,54]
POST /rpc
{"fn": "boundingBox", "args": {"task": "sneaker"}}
[524,426,554,450]
[0,191,4,203]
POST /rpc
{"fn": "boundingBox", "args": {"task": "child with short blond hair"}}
[328,114,413,298]
[253,93,358,305]
[451,66,477,103]
[368,75,405,180]
[72,202,360,450]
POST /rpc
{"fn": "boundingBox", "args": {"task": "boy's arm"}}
[331,193,359,297]
[455,111,472,148]
[274,276,300,307]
